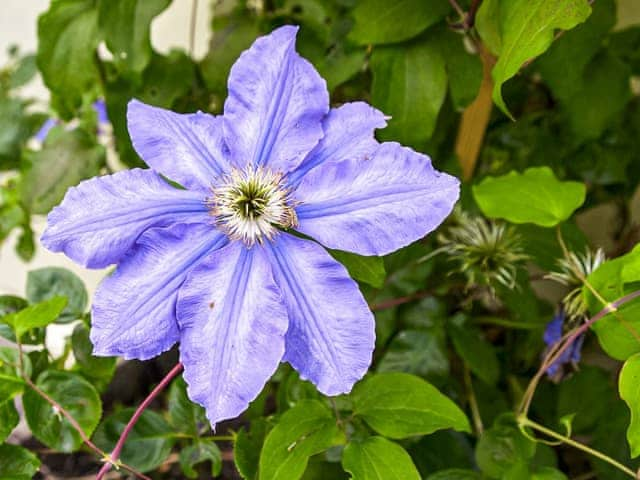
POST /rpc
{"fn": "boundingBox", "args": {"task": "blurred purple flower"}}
[42,26,460,425]
[34,99,109,142]
[543,310,584,377]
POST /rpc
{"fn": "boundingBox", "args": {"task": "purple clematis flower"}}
[543,310,584,378]
[41,26,459,425]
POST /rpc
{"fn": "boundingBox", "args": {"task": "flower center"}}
[209,166,297,246]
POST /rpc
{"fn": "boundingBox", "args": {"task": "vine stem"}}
[96,362,184,480]
[518,417,638,479]
[518,289,640,416]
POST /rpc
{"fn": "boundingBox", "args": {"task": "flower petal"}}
[294,142,460,256]
[266,233,374,396]
[223,25,328,173]
[91,223,226,361]
[127,99,234,191]
[42,169,209,268]
[288,102,387,187]
[177,242,288,425]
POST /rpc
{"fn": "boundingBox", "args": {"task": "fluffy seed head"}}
[209,165,297,246]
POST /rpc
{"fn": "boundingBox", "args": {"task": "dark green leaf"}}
[473,167,586,227]
[448,320,500,385]
[408,430,475,476]
[620,353,640,458]
[36,0,100,116]
[491,0,592,116]
[0,399,19,442]
[98,0,171,73]
[377,330,449,379]
[258,400,343,480]
[371,34,447,147]
[342,436,420,480]
[0,97,32,168]
[93,408,175,472]
[23,370,101,452]
[179,439,222,478]
[21,128,105,214]
[235,419,270,480]
[557,366,611,433]
[71,322,116,389]
[0,443,40,479]
[350,0,450,45]
[2,297,67,339]
[352,372,470,438]
[27,268,87,323]
[168,376,207,436]
[137,51,195,108]
[329,250,386,288]
[427,470,482,480]
[0,296,28,344]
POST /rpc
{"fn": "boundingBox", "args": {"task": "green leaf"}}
[475,416,536,478]
[329,250,386,288]
[0,399,19,442]
[2,297,67,339]
[98,0,171,73]
[71,322,116,390]
[180,439,222,478]
[491,0,592,116]
[137,51,196,108]
[475,0,502,55]
[342,436,420,480]
[93,408,175,472]
[0,97,32,168]
[350,0,450,45]
[557,366,611,433]
[352,372,470,438]
[0,443,40,479]
[620,353,640,458]
[472,167,586,227]
[258,400,343,480]
[21,128,105,215]
[235,419,270,480]
[27,268,88,323]
[0,296,28,344]
[448,320,500,385]
[168,376,207,436]
[427,470,483,480]
[377,330,449,379]
[371,34,447,147]
[23,370,102,452]
[36,0,100,116]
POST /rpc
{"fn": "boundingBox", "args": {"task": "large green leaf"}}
[21,128,105,215]
[351,372,470,438]
[258,400,343,480]
[98,0,171,73]
[0,443,40,479]
[93,408,175,472]
[37,0,100,117]
[168,376,207,437]
[491,0,592,116]
[371,35,447,147]
[350,0,450,45]
[179,439,222,479]
[342,436,420,480]
[23,370,102,452]
[472,167,586,227]
[448,320,500,385]
[1,297,67,339]
[377,330,449,379]
[0,348,27,405]
[235,419,270,480]
[329,250,386,289]
[427,470,483,480]
[620,353,640,458]
[71,322,116,390]
[0,399,19,442]
[27,268,87,323]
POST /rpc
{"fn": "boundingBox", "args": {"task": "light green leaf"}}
[352,372,470,438]
[27,268,87,323]
[21,128,105,215]
[235,419,270,480]
[98,0,171,73]
[37,0,100,116]
[180,439,222,479]
[350,0,450,45]
[427,470,483,480]
[448,320,500,385]
[0,443,40,479]
[329,250,386,288]
[371,35,447,147]
[258,400,343,480]
[2,297,67,339]
[0,399,19,442]
[23,370,102,452]
[472,167,586,227]
[491,0,592,116]
[475,0,502,55]
[620,353,640,458]
[342,436,420,480]
[93,408,175,472]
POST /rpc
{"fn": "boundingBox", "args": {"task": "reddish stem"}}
[96,362,184,480]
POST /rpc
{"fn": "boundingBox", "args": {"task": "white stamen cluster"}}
[209,165,297,246]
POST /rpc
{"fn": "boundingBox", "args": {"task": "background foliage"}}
[2,0,640,478]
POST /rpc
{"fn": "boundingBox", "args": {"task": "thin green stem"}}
[463,364,483,435]
[519,417,636,479]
